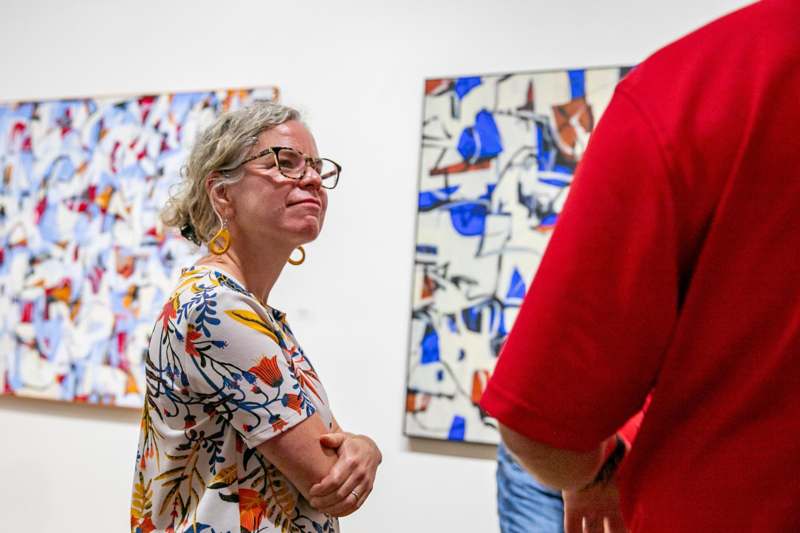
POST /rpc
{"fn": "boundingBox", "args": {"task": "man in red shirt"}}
[480,1,800,531]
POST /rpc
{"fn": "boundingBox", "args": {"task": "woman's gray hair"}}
[161,101,301,245]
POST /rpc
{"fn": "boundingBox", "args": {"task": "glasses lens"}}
[318,159,339,189]
[276,148,305,177]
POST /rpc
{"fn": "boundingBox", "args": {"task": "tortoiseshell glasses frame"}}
[229,146,341,189]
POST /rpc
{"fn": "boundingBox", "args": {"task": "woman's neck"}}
[197,238,293,305]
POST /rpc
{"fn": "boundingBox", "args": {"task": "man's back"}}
[482,1,800,530]
[618,1,800,529]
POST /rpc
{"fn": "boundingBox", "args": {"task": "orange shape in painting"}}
[47,279,72,304]
[471,369,491,405]
[125,371,140,395]
[429,159,491,176]
[96,185,114,211]
[551,98,595,164]
[421,275,436,299]
[425,79,451,95]
[117,251,135,278]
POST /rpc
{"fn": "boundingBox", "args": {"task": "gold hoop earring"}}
[288,246,305,265]
[209,222,231,255]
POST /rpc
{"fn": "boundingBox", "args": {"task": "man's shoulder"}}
[623,0,796,95]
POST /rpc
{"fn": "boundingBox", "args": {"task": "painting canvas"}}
[405,67,631,443]
[0,86,278,408]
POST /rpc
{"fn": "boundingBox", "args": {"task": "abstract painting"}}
[0,86,278,408]
[405,68,631,443]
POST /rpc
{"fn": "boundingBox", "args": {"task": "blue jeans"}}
[497,442,564,533]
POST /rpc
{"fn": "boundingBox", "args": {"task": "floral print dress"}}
[131,265,339,533]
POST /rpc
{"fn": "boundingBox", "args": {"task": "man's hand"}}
[562,479,627,533]
[308,432,381,517]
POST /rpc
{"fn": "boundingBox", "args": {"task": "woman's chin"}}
[291,222,322,243]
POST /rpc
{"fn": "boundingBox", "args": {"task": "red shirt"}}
[480,1,800,531]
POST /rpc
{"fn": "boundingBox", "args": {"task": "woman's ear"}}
[206,173,234,219]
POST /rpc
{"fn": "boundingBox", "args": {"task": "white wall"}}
[0,1,752,531]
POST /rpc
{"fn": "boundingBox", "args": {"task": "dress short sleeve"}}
[173,270,316,449]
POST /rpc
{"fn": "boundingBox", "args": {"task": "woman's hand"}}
[308,432,382,516]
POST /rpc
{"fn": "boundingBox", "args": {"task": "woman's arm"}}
[255,413,339,503]
[256,415,381,518]
[181,287,365,516]
[306,417,382,516]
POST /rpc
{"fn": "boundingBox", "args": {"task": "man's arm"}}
[499,423,616,490]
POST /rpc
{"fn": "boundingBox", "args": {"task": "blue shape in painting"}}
[535,123,556,171]
[8,350,24,390]
[487,302,507,338]
[554,164,574,175]
[416,244,438,255]
[169,93,206,124]
[448,416,466,441]
[462,304,483,333]
[418,185,460,211]
[85,118,103,152]
[38,203,60,243]
[538,176,571,188]
[474,110,503,157]
[457,110,502,161]
[13,103,34,120]
[540,213,558,227]
[506,268,526,300]
[436,369,445,382]
[457,128,476,161]
[568,70,586,99]
[447,315,458,333]
[49,156,76,181]
[497,309,507,338]
[454,77,482,99]
[449,202,487,236]
[479,183,497,201]
[420,325,440,364]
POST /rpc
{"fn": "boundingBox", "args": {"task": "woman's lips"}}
[289,199,321,208]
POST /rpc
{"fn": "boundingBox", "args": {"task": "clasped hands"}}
[308,432,382,517]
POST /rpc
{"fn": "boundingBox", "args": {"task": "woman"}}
[131,102,381,533]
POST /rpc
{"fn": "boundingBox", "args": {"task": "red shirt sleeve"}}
[481,87,678,452]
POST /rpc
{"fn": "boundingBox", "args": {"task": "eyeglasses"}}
[231,146,341,189]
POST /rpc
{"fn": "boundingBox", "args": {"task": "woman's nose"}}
[299,165,322,189]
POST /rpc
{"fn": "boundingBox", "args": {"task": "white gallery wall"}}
[0,1,752,531]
